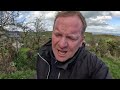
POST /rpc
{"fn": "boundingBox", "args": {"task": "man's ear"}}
[79,35,85,47]
[81,35,85,44]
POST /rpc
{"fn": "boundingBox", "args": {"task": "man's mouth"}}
[58,50,67,56]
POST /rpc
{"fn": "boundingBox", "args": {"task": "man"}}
[36,11,112,79]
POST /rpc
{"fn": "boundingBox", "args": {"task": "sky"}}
[14,11,120,35]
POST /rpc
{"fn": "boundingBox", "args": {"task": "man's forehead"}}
[54,29,80,36]
[56,16,81,23]
[55,17,83,29]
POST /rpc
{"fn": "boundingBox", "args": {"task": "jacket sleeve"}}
[88,54,112,79]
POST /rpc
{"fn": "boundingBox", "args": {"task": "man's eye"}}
[67,36,77,41]
[70,38,76,40]
[55,33,61,37]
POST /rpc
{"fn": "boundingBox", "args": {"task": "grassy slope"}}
[85,32,120,79]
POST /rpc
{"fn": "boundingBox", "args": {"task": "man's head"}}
[52,11,87,62]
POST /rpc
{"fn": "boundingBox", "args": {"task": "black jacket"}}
[36,40,112,79]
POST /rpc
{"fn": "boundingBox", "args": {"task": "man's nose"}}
[58,37,68,49]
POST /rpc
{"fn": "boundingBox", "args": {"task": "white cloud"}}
[14,11,120,35]
[96,16,112,20]
[19,11,57,31]
[32,11,41,17]
[110,11,120,17]
[105,25,115,30]
[4,25,23,31]
[86,24,119,34]
[44,11,56,19]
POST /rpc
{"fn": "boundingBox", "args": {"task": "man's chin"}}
[56,57,67,62]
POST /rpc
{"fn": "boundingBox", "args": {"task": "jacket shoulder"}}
[84,51,112,79]
[38,39,52,55]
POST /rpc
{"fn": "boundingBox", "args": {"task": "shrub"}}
[102,57,120,79]
[0,70,36,79]
[14,48,37,70]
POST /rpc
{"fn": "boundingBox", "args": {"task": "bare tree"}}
[33,15,46,48]
[0,11,19,73]
[17,13,46,49]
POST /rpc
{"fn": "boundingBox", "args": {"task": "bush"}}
[95,39,108,57]
[0,70,36,79]
[14,48,37,70]
[107,40,120,58]
[102,57,120,79]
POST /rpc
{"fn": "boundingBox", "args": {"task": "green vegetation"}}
[101,57,120,79]
[0,70,36,79]
[0,31,120,79]
[14,48,36,70]
[85,32,120,79]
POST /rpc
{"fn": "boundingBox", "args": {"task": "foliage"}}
[95,38,108,57]
[0,70,36,79]
[101,57,120,79]
[85,32,120,79]
[1,30,120,79]
[106,40,120,58]
[14,48,37,70]
[0,37,17,73]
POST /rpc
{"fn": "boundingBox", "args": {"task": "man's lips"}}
[57,49,67,56]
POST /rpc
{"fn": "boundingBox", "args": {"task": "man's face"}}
[52,16,84,62]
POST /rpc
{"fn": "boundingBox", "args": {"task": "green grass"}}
[102,57,120,79]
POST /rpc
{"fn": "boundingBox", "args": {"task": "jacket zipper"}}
[37,53,50,79]
[57,72,61,79]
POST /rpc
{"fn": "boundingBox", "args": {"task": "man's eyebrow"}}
[67,34,79,38]
[67,33,80,36]
[54,30,60,33]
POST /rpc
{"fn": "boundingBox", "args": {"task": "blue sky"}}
[107,17,120,26]
[7,11,120,35]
